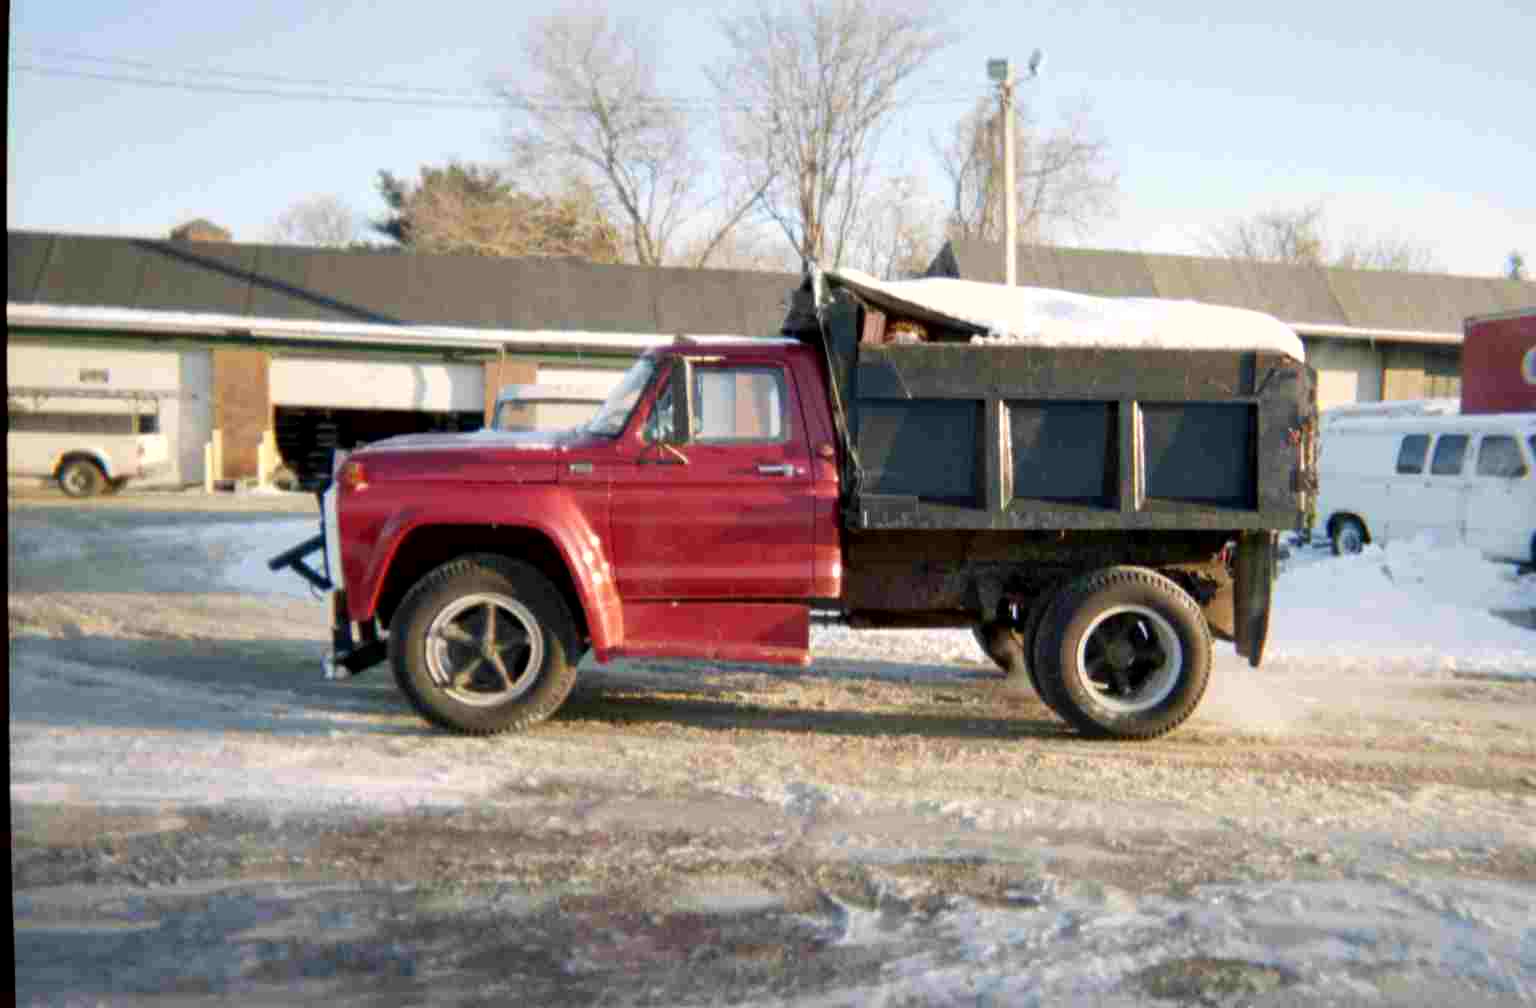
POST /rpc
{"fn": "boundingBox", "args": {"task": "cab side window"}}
[692,367,788,443]
[1395,434,1429,474]
[1476,435,1528,478]
[1429,434,1468,476]
[643,382,675,443]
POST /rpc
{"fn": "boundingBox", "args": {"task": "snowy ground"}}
[9,498,1536,1006]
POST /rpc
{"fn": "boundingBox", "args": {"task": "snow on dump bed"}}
[828,268,1306,361]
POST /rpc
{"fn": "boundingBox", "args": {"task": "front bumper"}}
[266,480,387,679]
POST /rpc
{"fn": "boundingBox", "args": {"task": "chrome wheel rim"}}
[425,592,543,707]
[1073,604,1182,714]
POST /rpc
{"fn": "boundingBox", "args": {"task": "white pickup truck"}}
[6,387,171,496]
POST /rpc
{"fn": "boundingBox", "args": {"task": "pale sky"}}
[7,0,1533,277]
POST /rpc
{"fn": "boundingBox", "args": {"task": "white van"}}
[7,388,171,497]
[1313,411,1536,565]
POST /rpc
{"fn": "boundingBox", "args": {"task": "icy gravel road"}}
[9,500,1536,1006]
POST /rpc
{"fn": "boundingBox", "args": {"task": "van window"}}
[1395,434,1429,474]
[1476,435,1528,478]
[1429,434,1468,476]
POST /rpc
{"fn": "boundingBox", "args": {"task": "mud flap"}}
[1232,531,1276,668]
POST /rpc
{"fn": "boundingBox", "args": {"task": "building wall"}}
[177,349,213,485]
[1302,338,1383,412]
[211,348,270,480]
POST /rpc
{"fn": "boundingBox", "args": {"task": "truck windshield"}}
[583,358,657,437]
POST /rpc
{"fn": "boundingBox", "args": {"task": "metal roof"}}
[7,231,799,345]
[933,238,1536,345]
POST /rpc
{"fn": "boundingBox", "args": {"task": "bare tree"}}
[710,0,950,269]
[844,173,946,279]
[1205,202,1328,265]
[937,96,1119,245]
[1205,201,1441,271]
[270,195,357,247]
[498,9,764,268]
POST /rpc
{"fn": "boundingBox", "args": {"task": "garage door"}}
[270,357,484,411]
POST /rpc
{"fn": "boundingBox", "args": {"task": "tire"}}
[1032,567,1211,740]
[1331,516,1367,556]
[390,554,580,735]
[57,458,107,498]
[974,589,1061,712]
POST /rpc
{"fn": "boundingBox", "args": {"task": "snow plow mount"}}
[324,589,387,680]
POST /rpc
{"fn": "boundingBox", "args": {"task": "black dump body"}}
[785,274,1318,537]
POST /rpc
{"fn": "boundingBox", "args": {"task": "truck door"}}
[609,357,816,599]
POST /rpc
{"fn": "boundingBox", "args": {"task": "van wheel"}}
[1033,567,1211,740]
[390,555,579,735]
[1331,516,1366,556]
[58,459,107,498]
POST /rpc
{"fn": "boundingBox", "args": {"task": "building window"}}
[78,369,110,384]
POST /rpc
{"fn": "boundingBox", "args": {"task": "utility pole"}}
[988,50,1042,287]
[988,59,1016,286]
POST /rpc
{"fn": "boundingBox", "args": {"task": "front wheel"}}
[58,458,107,498]
[1033,567,1211,740]
[390,555,580,735]
[1331,516,1367,556]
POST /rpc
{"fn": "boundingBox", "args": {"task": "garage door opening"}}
[274,406,482,488]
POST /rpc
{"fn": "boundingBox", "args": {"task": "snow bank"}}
[827,269,1306,361]
[1267,539,1536,678]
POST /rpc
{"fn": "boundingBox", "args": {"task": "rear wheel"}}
[1331,516,1367,556]
[1033,567,1211,740]
[974,589,1060,711]
[57,458,107,498]
[390,554,579,735]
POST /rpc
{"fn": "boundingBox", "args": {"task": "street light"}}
[989,50,1042,286]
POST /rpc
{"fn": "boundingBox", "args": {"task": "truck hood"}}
[362,427,575,453]
[350,427,587,484]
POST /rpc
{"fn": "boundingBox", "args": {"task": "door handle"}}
[756,463,796,477]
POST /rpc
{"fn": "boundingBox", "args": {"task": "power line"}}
[11,64,506,109]
[11,49,990,111]
[21,46,487,100]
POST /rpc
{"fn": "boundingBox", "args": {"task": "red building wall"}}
[1461,309,1536,414]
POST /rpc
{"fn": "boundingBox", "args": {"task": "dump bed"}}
[792,270,1317,535]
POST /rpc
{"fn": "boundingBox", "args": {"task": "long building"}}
[9,228,1533,489]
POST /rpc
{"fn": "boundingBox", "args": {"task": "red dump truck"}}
[272,270,1317,740]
